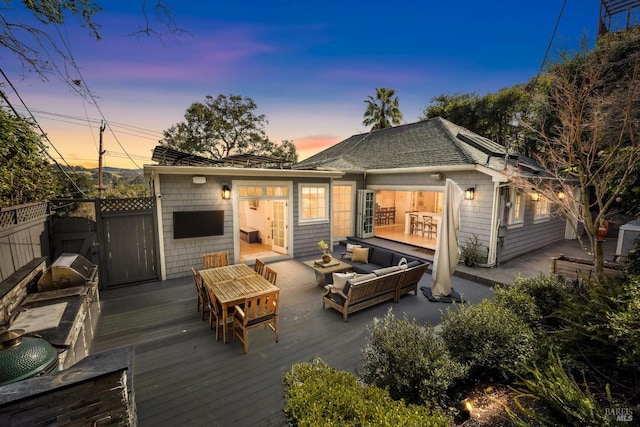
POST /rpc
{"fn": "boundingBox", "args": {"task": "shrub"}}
[282,358,451,427]
[510,274,575,326]
[553,275,640,373]
[440,300,535,379]
[624,236,640,275]
[493,285,543,328]
[509,352,611,426]
[360,308,467,406]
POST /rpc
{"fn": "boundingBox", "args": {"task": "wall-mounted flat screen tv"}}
[173,210,224,239]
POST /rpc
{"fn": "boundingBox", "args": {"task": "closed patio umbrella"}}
[431,179,463,297]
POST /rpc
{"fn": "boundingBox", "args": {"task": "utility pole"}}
[98,121,106,199]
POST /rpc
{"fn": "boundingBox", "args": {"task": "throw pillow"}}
[351,247,369,263]
[343,243,361,260]
[332,272,356,292]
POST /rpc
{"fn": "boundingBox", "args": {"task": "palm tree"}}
[362,88,403,130]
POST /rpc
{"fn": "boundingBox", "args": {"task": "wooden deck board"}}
[90,258,494,426]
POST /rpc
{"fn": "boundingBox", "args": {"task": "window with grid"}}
[534,196,550,222]
[299,184,328,223]
[332,183,354,239]
[508,190,525,227]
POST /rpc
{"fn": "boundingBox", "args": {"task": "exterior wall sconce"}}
[222,184,231,200]
[430,173,443,180]
[531,192,541,202]
[192,176,206,185]
[557,191,565,200]
[464,187,475,200]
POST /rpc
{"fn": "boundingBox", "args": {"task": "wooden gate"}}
[50,198,158,289]
[49,200,99,265]
[97,198,158,288]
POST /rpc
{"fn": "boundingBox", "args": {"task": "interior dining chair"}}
[232,289,279,354]
[202,252,230,269]
[254,258,266,275]
[410,214,424,236]
[191,267,208,321]
[423,215,437,239]
[263,266,277,286]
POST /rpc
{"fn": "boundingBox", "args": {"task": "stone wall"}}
[0,346,136,426]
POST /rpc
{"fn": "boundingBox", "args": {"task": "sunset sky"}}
[1,1,601,169]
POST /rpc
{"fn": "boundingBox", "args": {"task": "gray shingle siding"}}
[159,174,234,279]
[499,203,566,264]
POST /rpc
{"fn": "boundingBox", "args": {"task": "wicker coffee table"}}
[303,258,353,286]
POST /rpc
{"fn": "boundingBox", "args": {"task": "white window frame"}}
[298,183,329,225]
[507,189,525,229]
[533,196,550,224]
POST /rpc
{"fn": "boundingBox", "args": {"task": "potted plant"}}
[461,234,482,267]
[318,240,331,263]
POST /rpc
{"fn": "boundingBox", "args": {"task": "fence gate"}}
[97,198,158,288]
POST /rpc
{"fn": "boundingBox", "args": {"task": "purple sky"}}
[2,1,600,169]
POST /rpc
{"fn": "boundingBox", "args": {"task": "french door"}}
[356,190,375,238]
[271,200,287,253]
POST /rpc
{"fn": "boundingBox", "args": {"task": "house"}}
[293,117,570,267]
[145,117,569,281]
[145,147,343,280]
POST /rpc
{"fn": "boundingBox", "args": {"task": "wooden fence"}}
[0,202,49,282]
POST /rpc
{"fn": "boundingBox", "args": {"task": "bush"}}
[624,236,640,275]
[360,309,467,406]
[440,300,535,379]
[509,352,611,426]
[553,275,640,373]
[509,274,575,325]
[283,358,451,427]
[493,285,543,328]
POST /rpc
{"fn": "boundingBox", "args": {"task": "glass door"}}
[356,190,375,238]
[271,200,287,254]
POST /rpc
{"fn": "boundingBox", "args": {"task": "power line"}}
[55,24,143,170]
[530,0,567,89]
[0,67,88,197]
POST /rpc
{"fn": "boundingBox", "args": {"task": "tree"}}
[161,94,297,162]
[421,87,534,155]
[362,88,403,130]
[0,103,58,207]
[511,30,640,279]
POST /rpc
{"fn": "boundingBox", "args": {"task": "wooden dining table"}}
[199,264,279,343]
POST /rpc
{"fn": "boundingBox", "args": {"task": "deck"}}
[90,256,494,426]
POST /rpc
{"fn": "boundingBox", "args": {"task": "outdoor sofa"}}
[322,245,430,321]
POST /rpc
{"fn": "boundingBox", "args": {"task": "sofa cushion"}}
[343,273,377,295]
[372,266,400,276]
[351,247,370,263]
[332,272,356,292]
[392,253,409,265]
[343,244,361,260]
[370,248,394,267]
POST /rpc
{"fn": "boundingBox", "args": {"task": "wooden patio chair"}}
[263,266,277,286]
[232,289,280,354]
[204,285,234,341]
[423,215,437,238]
[254,258,266,275]
[191,267,208,321]
[202,252,230,269]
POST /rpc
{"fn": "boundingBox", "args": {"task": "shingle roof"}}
[294,117,520,172]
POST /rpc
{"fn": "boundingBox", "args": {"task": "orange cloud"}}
[294,135,342,160]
